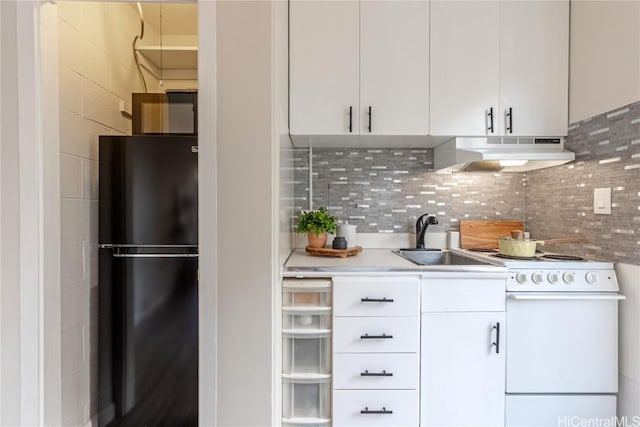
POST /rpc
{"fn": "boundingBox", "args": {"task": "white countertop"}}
[282,248,509,277]
[286,248,416,269]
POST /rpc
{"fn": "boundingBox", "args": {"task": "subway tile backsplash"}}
[526,101,640,265]
[293,148,526,233]
[293,101,640,266]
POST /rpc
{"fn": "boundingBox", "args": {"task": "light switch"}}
[594,187,611,215]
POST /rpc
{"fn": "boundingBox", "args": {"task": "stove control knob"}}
[547,272,559,284]
[563,272,575,284]
[586,272,598,284]
[532,272,544,284]
[515,273,528,284]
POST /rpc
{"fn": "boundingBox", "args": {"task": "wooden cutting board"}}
[305,246,363,258]
[460,220,525,249]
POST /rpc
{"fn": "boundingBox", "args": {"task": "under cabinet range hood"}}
[433,137,575,172]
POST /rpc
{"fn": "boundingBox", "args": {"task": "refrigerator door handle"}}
[112,253,199,258]
[100,244,198,249]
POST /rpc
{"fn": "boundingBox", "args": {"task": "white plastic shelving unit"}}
[282,278,333,427]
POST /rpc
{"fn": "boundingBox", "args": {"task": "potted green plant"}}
[296,207,338,248]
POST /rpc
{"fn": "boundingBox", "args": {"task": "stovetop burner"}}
[489,253,587,261]
[491,253,536,260]
[467,248,498,253]
[539,254,586,261]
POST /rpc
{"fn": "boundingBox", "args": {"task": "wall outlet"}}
[594,187,612,214]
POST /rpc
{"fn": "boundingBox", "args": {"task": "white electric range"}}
[456,249,624,425]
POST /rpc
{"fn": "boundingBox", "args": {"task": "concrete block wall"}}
[57,3,160,425]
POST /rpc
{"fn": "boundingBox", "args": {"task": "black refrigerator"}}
[98,135,198,427]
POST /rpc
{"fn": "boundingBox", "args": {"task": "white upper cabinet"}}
[359,1,430,135]
[429,1,500,136]
[290,0,429,137]
[289,1,359,135]
[430,0,569,137]
[291,0,569,139]
[499,0,569,136]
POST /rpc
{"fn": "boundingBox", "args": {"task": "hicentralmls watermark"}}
[558,416,640,427]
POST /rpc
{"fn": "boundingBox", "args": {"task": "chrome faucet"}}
[415,213,439,249]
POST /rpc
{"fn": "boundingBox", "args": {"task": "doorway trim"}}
[18,0,216,425]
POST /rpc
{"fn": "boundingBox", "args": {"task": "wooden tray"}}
[460,220,524,249]
[305,246,363,258]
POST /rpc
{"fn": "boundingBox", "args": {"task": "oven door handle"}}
[508,293,625,301]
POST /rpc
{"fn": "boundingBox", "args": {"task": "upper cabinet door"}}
[290,1,359,135]
[359,1,429,135]
[499,0,569,136]
[429,1,500,136]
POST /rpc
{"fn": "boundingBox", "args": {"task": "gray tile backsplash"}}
[293,148,526,233]
[526,102,640,265]
[293,102,640,265]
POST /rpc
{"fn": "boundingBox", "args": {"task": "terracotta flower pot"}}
[307,231,328,248]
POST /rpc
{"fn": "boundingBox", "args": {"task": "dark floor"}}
[108,284,198,427]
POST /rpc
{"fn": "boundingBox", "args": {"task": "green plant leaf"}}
[296,207,338,235]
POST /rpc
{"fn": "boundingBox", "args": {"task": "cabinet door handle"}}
[348,106,353,133]
[361,370,393,377]
[367,106,372,133]
[360,333,393,340]
[491,322,500,354]
[505,107,513,134]
[360,297,394,303]
[361,406,393,415]
[487,107,494,133]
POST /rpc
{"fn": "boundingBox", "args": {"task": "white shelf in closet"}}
[135,45,198,70]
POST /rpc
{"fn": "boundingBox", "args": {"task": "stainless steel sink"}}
[392,249,491,266]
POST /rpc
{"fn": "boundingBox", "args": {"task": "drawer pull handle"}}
[360,297,394,303]
[361,370,393,377]
[360,333,393,340]
[361,406,393,415]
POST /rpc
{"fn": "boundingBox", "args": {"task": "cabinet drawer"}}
[333,277,419,317]
[333,353,418,390]
[333,317,419,353]
[333,390,418,427]
[421,277,506,312]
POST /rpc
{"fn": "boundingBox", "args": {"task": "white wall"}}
[569,1,640,416]
[2,1,62,424]
[277,0,293,268]
[56,2,161,425]
[275,0,292,422]
[197,2,216,424]
[569,0,640,123]
[215,0,286,424]
[1,2,23,423]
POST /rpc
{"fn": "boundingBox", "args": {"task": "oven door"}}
[506,292,623,393]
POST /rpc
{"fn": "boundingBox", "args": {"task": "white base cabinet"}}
[333,390,419,427]
[332,277,420,427]
[333,353,419,390]
[420,312,505,427]
[506,395,617,427]
[420,275,507,427]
